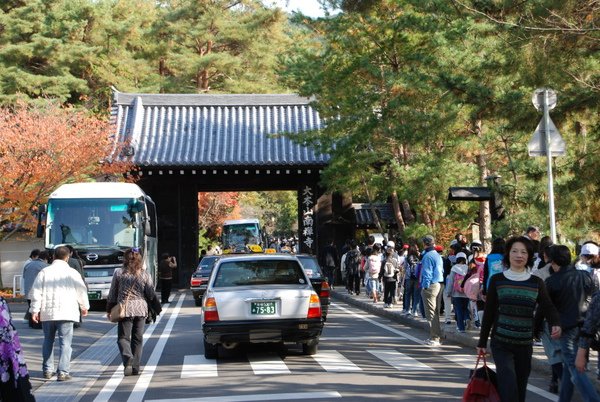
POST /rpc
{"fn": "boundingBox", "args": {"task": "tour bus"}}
[43,182,158,302]
[221,218,263,253]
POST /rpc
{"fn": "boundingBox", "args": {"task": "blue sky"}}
[269,0,327,17]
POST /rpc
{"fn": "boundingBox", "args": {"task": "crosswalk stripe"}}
[312,351,362,372]
[182,355,218,378]
[368,349,434,371]
[247,353,291,375]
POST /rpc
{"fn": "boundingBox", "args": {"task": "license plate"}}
[88,291,101,300]
[251,301,276,315]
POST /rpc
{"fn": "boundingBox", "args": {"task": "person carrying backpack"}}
[445,252,469,332]
[344,240,362,295]
[382,241,399,308]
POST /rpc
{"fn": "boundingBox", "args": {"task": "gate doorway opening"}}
[198,191,299,256]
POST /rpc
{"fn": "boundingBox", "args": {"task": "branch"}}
[450,0,600,34]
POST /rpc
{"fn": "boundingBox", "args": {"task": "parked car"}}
[201,254,324,359]
[190,255,219,306]
[295,254,330,321]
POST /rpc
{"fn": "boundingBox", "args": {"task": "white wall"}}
[0,238,44,289]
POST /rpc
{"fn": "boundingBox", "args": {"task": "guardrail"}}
[12,275,24,297]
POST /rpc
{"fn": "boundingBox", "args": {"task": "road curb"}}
[331,290,553,375]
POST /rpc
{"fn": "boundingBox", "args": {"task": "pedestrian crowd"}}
[330,226,600,402]
[14,243,163,392]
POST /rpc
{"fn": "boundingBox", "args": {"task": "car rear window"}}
[297,257,324,279]
[196,257,218,274]
[213,260,307,287]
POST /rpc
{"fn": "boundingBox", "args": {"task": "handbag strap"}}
[471,350,492,381]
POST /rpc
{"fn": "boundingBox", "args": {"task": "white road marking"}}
[181,355,218,378]
[334,303,558,401]
[146,391,343,402]
[320,336,405,341]
[312,350,362,372]
[331,303,425,344]
[247,353,291,375]
[368,349,434,371]
[127,293,186,402]
[93,301,173,402]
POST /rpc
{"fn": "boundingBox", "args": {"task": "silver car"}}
[201,254,323,359]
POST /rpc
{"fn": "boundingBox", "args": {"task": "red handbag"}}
[463,351,501,402]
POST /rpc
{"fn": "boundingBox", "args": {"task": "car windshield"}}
[213,260,306,287]
[297,256,324,279]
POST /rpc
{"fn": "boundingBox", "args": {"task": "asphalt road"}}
[8,292,566,401]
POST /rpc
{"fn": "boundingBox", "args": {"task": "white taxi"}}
[201,254,323,359]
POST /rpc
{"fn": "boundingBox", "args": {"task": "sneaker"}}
[43,371,55,380]
[425,339,441,347]
[132,368,140,375]
[124,365,133,376]
[407,311,413,316]
[57,373,71,382]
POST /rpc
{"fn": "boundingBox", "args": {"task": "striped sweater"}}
[478,272,559,347]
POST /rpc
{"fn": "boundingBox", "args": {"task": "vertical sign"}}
[300,185,315,254]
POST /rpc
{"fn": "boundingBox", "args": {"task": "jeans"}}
[324,266,335,287]
[383,279,396,305]
[118,317,146,370]
[491,338,532,402]
[160,278,172,303]
[452,297,469,331]
[42,320,74,375]
[559,326,600,402]
[403,278,416,312]
[421,283,442,341]
[366,277,379,297]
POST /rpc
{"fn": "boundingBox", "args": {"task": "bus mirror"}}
[36,223,44,238]
[36,204,46,238]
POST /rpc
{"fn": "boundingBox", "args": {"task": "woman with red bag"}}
[477,236,561,402]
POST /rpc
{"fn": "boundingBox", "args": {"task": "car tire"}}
[204,339,218,359]
[194,298,202,307]
[302,340,318,355]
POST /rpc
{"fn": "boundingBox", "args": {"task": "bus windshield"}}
[222,223,260,249]
[46,198,144,249]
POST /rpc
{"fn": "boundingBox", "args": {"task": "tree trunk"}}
[474,118,492,252]
[391,190,405,234]
[402,199,415,224]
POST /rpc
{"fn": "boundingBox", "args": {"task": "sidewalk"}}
[331,288,556,375]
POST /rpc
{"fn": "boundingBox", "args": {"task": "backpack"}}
[346,250,361,275]
[463,274,481,300]
[452,271,466,294]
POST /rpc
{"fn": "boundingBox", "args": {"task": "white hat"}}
[386,241,395,249]
[456,252,467,261]
[581,243,599,256]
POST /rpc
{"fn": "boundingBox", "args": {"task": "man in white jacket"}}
[30,246,90,381]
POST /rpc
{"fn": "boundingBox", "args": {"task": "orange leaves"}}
[0,101,134,236]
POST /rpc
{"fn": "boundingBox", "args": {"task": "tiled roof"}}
[112,90,329,167]
[353,203,396,228]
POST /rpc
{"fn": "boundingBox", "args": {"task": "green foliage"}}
[238,191,298,238]
[0,0,293,109]
[281,0,600,242]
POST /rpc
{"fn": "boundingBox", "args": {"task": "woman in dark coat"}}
[107,248,156,376]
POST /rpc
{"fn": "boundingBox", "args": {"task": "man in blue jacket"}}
[420,235,444,346]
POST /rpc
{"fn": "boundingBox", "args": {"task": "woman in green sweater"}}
[477,236,561,402]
